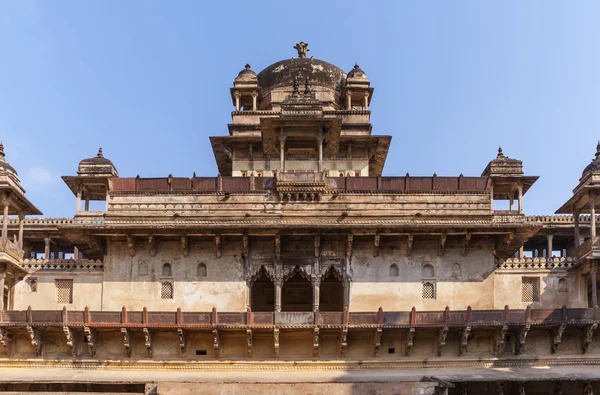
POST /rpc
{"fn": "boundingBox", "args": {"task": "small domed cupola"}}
[581,141,600,180]
[77,147,119,177]
[0,141,20,185]
[230,64,261,112]
[342,63,373,110]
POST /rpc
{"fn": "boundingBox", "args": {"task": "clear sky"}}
[1,1,599,217]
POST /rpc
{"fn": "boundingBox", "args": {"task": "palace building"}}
[1,42,600,394]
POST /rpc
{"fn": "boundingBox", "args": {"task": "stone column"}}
[518,246,524,259]
[17,212,25,249]
[490,184,494,212]
[574,207,581,248]
[44,236,51,260]
[509,195,514,211]
[234,91,241,112]
[274,277,283,313]
[1,200,8,240]
[251,91,258,111]
[547,234,554,259]
[76,184,82,213]
[279,130,286,174]
[591,193,597,238]
[85,196,90,211]
[312,277,320,313]
[343,275,351,310]
[517,184,523,214]
[591,261,598,308]
[346,90,352,110]
[316,133,324,173]
[0,271,5,311]
[73,246,79,261]
[363,91,369,110]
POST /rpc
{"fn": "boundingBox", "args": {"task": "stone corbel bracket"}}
[148,235,156,257]
[212,328,220,358]
[273,327,280,359]
[312,327,319,358]
[126,234,136,257]
[143,327,153,357]
[438,233,447,257]
[406,235,414,257]
[215,234,222,258]
[374,327,383,357]
[178,328,187,357]
[437,326,449,357]
[121,327,132,357]
[582,323,597,354]
[515,323,531,355]
[180,235,189,258]
[83,326,97,357]
[551,323,566,354]
[405,327,415,356]
[494,324,508,357]
[62,326,77,358]
[340,327,348,358]
[26,325,42,356]
[462,233,471,257]
[373,233,380,257]
[275,234,281,261]
[459,325,471,356]
[0,328,12,356]
[246,329,253,358]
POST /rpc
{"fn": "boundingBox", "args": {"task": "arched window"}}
[161,281,173,299]
[139,261,148,276]
[558,278,568,293]
[451,263,461,278]
[422,282,435,299]
[197,262,207,277]
[389,263,399,277]
[339,172,344,177]
[162,263,172,277]
[422,263,434,278]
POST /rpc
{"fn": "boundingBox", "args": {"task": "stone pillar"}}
[76,184,82,213]
[234,91,241,112]
[591,193,597,238]
[346,90,352,110]
[17,212,25,249]
[517,184,523,214]
[312,277,320,313]
[547,234,554,259]
[73,246,79,261]
[343,276,351,310]
[363,91,369,110]
[509,195,514,211]
[574,208,581,248]
[251,91,258,111]
[316,134,324,173]
[490,184,494,212]
[44,236,51,260]
[279,130,286,174]
[519,246,524,259]
[274,277,282,313]
[591,261,598,308]
[85,197,90,211]
[0,271,5,311]
[1,200,8,240]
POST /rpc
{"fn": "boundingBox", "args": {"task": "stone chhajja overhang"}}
[0,306,599,364]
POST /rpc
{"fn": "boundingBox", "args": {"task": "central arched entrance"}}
[282,270,313,312]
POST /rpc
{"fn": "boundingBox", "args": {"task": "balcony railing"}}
[496,257,575,270]
[575,236,600,260]
[22,258,104,271]
[0,237,24,263]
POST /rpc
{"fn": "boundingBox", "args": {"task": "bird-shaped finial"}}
[97,147,103,158]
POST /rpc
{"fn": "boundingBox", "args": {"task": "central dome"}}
[257,57,347,93]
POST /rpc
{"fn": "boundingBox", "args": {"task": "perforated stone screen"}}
[161,281,173,299]
[521,278,539,302]
[55,280,73,304]
[422,282,435,299]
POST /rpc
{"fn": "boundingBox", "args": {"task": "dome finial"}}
[293,42,309,58]
[497,146,504,158]
[97,147,103,158]
[595,140,600,159]
[354,62,360,70]
[0,141,4,161]
[245,63,251,70]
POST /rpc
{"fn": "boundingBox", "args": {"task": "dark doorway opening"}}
[282,270,313,312]
[250,267,274,312]
[319,268,344,311]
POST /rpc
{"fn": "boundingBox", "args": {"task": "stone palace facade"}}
[1,43,600,394]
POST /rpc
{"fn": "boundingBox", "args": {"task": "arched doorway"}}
[319,268,344,311]
[282,270,313,312]
[250,267,274,312]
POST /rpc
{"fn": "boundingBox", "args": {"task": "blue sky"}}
[1,1,599,216]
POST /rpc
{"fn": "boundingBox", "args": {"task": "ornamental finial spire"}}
[0,141,4,161]
[596,140,600,160]
[293,42,309,58]
[497,146,504,158]
[97,147,103,158]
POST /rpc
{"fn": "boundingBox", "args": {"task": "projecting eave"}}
[62,176,112,200]
[0,178,42,215]
[555,184,600,214]
[210,135,263,176]
[490,175,539,199]
[368,135,392,176]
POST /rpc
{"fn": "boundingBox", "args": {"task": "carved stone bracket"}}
[437,326,449,356]
[346,235,353,258]
[405,326,415,356]
[213,328,220,358]
[373,233,380,257]
[459,325,471,356]
[518,383,526,395]
[462,233,471,257]
[0,328,12,356]
[314,235,320,258]
[143,327,153,357]
[406,235,414,257]
[274,327,280,359]
[374,327,383,357]
[313,327,319,358]
[83,326,97,357]
[177,328,187,357]
[215,235,222,258]
[340,327,348,358]
[126,234,136,257]
[62,326,77,358]
[583,323,597,354]
[246,328,252,358]
[516,323,531,355]
[496,382,504,395]
[494,324,508,356]
[274,234,281,261]
[438,233,447,257]
[242,233,249,258]
[551,323,566,354]
[180,236,189,258]
[584,382,594,395]
[26,325,42,356]
[148,235,156,257]
[121,327,132,357]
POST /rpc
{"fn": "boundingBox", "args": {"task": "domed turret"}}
[581,141,600,180]
[77,147,118,177]
[342,63,373,110]
[230,64,261,111]
[0,141,19,185]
